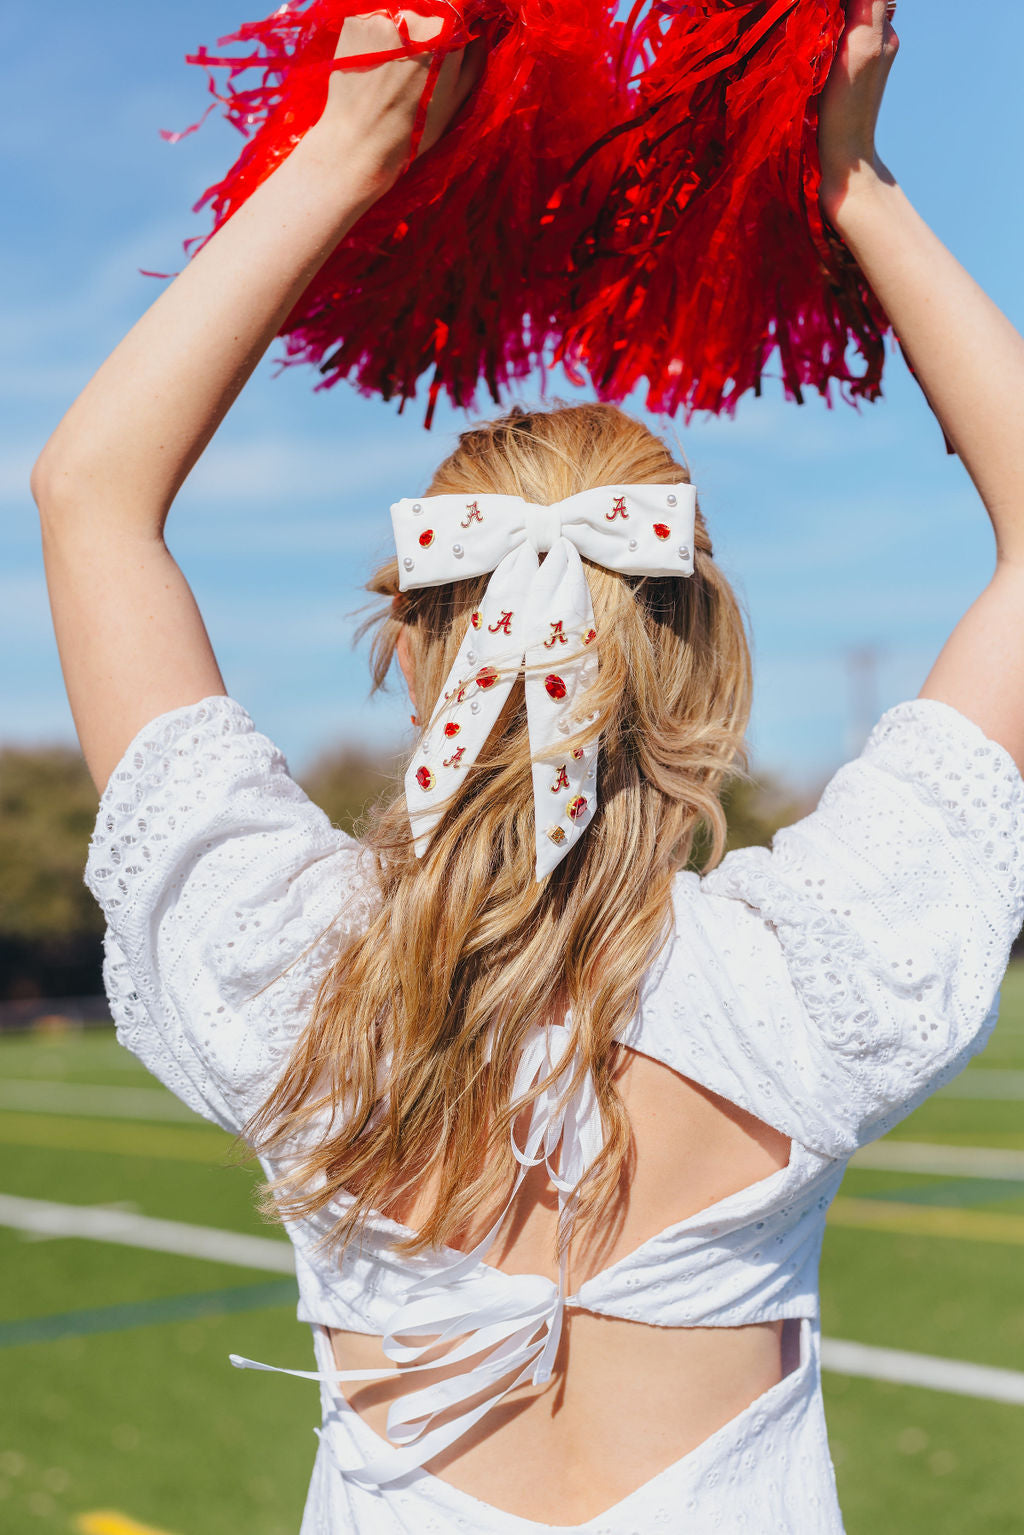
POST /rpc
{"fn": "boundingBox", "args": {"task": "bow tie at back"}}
[390,483,698,878]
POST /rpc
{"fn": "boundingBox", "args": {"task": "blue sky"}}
[2,1,1021,788]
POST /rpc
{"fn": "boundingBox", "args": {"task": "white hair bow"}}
[391,483,697,878]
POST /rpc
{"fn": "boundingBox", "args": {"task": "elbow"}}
[30,451,52,515]
[31,440,91,528]
[31,443,68,522]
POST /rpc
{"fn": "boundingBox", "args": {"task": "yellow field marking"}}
[829,1197,1024,1246]
[0,1112,231,1164]
[76,1513,179,1535]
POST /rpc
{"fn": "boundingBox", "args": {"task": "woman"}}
[32,1,1024,1530]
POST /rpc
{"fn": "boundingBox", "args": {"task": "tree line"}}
[0,742,810,1002]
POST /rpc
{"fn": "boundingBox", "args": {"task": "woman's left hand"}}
[818,0,900,222]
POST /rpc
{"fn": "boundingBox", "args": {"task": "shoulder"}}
[86,695,377,1131]
[631,700,1024,1156]
[701,697,1024,976]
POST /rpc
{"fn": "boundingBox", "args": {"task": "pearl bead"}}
[467,650,476,664]
[667,493,677,507]
[403,557,414,571]
[470,700,481,714]
[679,545,690,560]
[557,720,570,734]
[628,538,639,551]
[452,543,464,558]
[412,502,423,514]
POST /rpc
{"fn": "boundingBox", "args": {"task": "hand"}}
[818,0,900,223]
[314,9,480,186]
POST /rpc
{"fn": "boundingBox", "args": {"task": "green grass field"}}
[3,973,1024,1534]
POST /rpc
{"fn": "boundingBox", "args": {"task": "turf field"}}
[3,973,1024,1535]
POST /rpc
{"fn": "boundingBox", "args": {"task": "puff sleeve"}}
[84,696,375,1135]
[700,700,1024,1154]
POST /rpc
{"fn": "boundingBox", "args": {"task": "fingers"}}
[844,0,896,34]
[393,6,449,47]
[334,7,447,63]
[847,0,902,54]
[452,38,486,107]
[414,40,482,155]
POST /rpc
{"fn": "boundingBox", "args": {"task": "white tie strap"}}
[231,1021,605,1486]
[391,483,698,878]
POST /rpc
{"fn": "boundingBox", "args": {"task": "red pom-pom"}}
[556,0,889,416]
[181,0,619,425]
[170,1,889,423]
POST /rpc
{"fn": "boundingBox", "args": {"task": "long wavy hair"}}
[247,403,752,1257]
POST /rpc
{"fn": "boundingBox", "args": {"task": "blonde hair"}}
[247,403,752,1256]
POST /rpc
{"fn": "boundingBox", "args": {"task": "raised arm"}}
[31,15,475,795]
[819,0,1024,769]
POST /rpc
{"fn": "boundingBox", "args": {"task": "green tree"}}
[721,771,810,855]
[0,738,818,1001]
[298,749,400,838]
[688,768,811,872]
[0,747,105,999]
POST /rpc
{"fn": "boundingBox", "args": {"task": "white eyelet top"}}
[85,696,1024,1532]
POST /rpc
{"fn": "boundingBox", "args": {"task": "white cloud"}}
[181,432,438,510]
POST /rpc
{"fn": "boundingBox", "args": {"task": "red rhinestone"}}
[443,722,460,738]
[476,666,499,690]
[415,765,435,791]
[567,795,588,821]
[545,675,567,700]
[572,747,584,760]
[583,628,597,646]
[418,529,434,548]
[653,523,671,540]
[471,611,482,629]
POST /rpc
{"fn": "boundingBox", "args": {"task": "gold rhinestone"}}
[547,827,567,845]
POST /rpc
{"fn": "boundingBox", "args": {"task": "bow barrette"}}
[391,483,697,878]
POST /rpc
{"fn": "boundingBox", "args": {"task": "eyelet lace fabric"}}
[701,699,1024,1154]
[84,694,1024,1533]
[86,696,375,1131]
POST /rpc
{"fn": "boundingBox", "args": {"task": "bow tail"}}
[404,544,539,857]
[523,539,600,880]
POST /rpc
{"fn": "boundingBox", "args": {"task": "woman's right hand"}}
[31,6,481,796]
[315,9,480,188]
[817,0,899,224]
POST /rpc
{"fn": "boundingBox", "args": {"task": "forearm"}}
[32,125,389,535]
[831,167,1024,558]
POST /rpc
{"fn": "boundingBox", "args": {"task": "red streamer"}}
[170,0,889,424]
[556,0,889,416]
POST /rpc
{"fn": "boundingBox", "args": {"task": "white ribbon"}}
[231,1022,605,1486]
[391,483,698,878]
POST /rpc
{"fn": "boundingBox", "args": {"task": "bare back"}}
[331,1045,794,1525]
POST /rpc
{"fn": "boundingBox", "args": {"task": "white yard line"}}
[0,1080,200,1123]
[820,1338,1024,1406]
[0,1194,294,1274]
[853,1141,1024,1181]
[2,1194,1024,1407]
